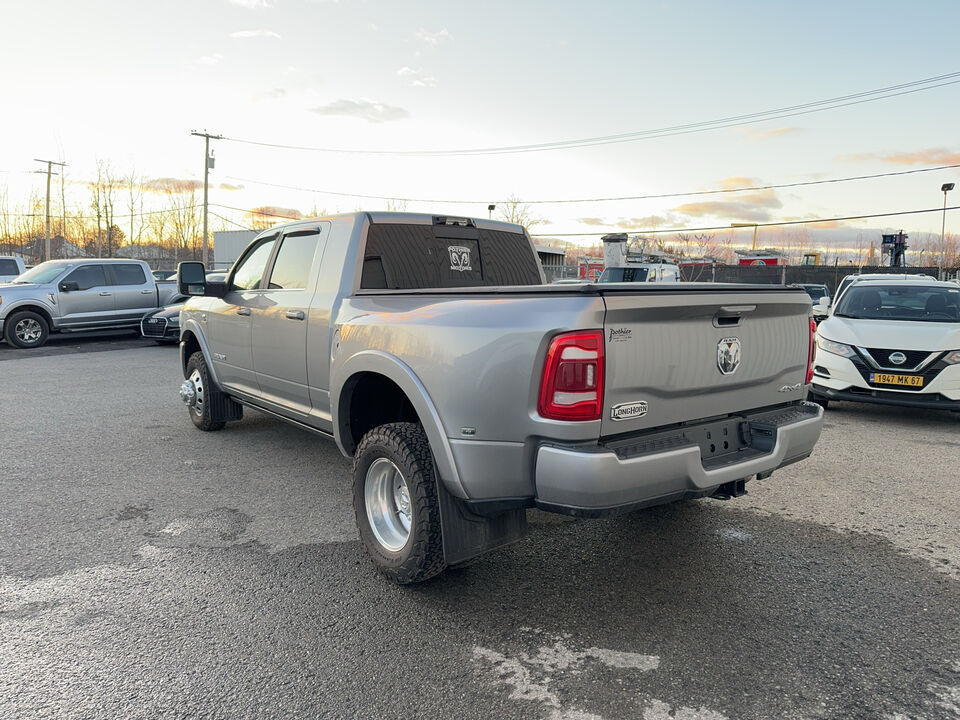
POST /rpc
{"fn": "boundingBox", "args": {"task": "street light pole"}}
[940,182,954,277]
[191,130,223,266]
[34,158,67,262]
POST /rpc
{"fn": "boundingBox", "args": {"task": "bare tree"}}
[158,181,203,260]
[497,194,543,229]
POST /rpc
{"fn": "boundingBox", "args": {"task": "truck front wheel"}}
[4,310,49,349]
[184,351,228,431]
[352,422,446,584]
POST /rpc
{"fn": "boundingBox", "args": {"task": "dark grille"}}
[141,317,167,337]
[849,353,948,392]
[861,348,935,370]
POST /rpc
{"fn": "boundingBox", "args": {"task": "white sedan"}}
[809,279,960,411]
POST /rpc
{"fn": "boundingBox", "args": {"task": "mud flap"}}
[435,478,528,567]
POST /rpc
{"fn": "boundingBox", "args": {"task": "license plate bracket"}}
[684,418,748,463]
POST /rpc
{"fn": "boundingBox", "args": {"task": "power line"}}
[530,205,960,237]
[7,204,205,220]
[211,203,307,219]
[221,71,960,156]
[209,211,255,231]
[226,163,960,206]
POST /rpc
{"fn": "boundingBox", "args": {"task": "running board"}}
[234,398,334,438]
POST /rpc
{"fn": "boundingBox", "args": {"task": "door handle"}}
[140,289,153,294]
[99,292,112,296]
[236,307,251,316]
[285,310,306,321]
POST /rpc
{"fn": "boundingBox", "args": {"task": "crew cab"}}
[0,258,182,348]
[175,212,824,583]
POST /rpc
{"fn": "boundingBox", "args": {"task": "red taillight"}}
[806,318,816,384]
[538,330,604,421]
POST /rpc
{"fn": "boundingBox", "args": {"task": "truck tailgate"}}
[599,286,811,436]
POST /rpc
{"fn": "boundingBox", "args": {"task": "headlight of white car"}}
[817,336,856,358]
[945,350,960,364]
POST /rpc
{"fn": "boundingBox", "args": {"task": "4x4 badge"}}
[717,337,741,375]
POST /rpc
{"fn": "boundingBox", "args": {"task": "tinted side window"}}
[231,237,277,291]
[361,224,541,290]
[267,232,318,290]
[0,259,19,274]
[112,263,147,285]
[64,265,107,291]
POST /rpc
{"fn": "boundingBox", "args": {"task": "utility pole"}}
[34,158,67,262]
[190,130,222,266]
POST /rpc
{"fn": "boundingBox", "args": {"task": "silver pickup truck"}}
[0,258,181,348]
[176,212,824,583]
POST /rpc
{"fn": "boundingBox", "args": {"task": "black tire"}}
[185,351,227,431]
[4,310,50,349]
[353,422,446,584]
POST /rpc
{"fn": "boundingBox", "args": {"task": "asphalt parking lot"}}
[1,336,958,720]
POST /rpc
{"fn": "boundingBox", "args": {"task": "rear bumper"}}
[533,402,823,516]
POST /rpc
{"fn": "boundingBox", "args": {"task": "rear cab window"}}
[110,263,147,285]
[267,230,320,290]
[360,219,542,290]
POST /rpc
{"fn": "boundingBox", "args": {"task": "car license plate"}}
[869,373,924,387]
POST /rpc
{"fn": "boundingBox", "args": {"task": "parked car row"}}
[0,259,183,349]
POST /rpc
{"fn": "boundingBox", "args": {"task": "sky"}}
[2,0,960,254]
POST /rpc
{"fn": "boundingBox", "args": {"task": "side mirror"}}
[821,295,831,307]
[178,262,208,297]
[58,281,79,292]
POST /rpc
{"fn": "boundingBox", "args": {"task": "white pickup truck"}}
[0,258,182,348]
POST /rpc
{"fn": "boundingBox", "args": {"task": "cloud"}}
[144,178,203,193]
[621,215,672,229]
[226,0,273,7]
[671,190,782,222]
[716,176,758,190]
[309,98,409,123]
[245,206,303,222]
[746,126,801,140]
[416,28,452,45]
[198,53,224,66]
[218,183,245,191]
[229,29,281,39]
[577,217,607,227]
[253,87,287,101]
[837,147,960,165]
[396,66,437,87]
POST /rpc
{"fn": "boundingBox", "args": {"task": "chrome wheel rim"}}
[187,368,205,418]
[15,318,42,344]
[364,458,412,552]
